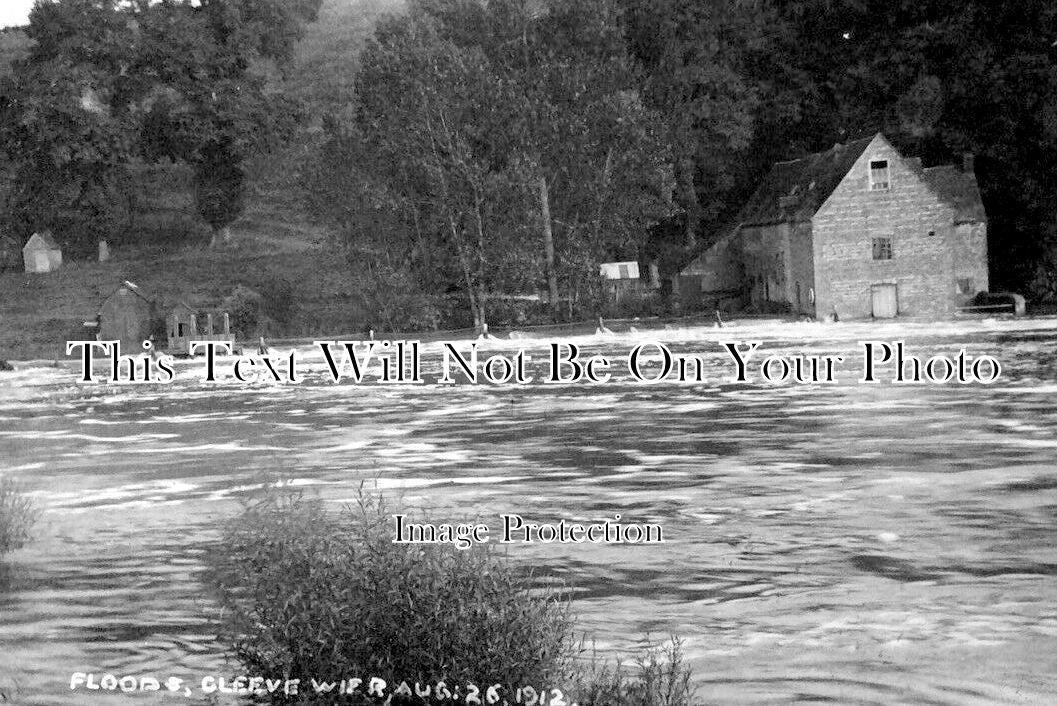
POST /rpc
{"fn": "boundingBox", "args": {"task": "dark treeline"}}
[3,0,1056,325]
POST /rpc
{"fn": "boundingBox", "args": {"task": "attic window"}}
[869,160,890,190]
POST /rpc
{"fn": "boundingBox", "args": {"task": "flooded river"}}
[1,319,1056,704]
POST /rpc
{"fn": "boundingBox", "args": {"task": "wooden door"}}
[871,283,898,318]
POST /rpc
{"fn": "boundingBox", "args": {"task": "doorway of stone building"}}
[871,283,898,318]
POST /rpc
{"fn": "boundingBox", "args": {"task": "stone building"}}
[681,133,989,319]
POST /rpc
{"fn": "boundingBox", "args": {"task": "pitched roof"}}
[738,137,874,227]
[675,218,741,274]
[101,281,153,308]
[922,165,986,223]
[24,230,60,250]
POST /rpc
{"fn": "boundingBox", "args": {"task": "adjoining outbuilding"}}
[22,231,63,274]
[679,133,990,319]
[672,225,745,313]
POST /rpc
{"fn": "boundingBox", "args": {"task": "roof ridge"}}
[736,136,875,227]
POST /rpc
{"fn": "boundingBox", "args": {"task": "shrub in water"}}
[0,477,37,556]
[209,488,578,704]
[573,640,695,706]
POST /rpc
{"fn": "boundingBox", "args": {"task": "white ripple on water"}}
[46,479,200,506]
[203,477,333,501]
[5,431,181,443]
[101,441,293,454]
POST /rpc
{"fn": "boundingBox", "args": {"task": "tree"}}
[351,10,527,327]
[505,0,675,313]
[621,0,760,248]
[330,0,674,325]
[0,0,137,250]
[134,0,305,246]
[0,0,315,249]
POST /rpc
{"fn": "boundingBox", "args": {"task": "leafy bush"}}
[208,486,695,706]
[0,477,38,556]
[209,487,577,704]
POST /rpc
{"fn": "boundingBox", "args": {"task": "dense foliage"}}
[0,0,319,249]
[208,486,695,706]
[210,488,578,702]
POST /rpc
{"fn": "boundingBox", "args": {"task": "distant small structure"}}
[599,261,657,313]
[98,281,156,352]
[0,234,20,272]
[23,231,62,273]
[98,239,110,262]
[167,303,236,356]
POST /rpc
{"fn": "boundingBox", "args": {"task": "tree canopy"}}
[0,0,319,248]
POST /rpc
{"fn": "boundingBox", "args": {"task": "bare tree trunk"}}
[676,155,699,249]
[539,176,559,315]
[472,197,488,329]
[450,214,482,329]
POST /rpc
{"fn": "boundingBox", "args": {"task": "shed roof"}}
[101,281,153,309]
[738,137,874,227]
[24,230,60,251]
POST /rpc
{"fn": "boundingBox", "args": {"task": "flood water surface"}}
[2,320,1057,704]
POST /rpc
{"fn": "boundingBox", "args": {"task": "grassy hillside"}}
[288,0,406,115]
[0,0,408,361]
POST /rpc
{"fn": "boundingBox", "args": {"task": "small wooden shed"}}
[98,281,156,352]
[599,260,653,307]
[23,231,62,273]
[167,304,237,356]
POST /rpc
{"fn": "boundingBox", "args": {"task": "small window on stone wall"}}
[957,278,974,295]
[869,159,890,190]
[872,237,893,260]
